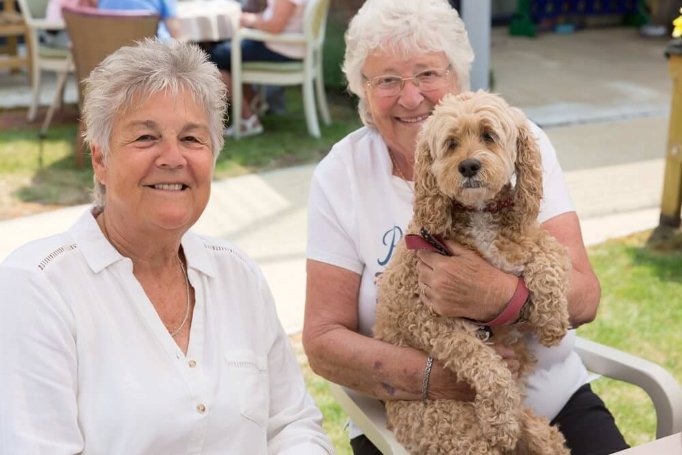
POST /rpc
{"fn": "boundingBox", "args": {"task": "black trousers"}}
[350,384,629,455]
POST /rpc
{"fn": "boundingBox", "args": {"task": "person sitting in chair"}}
[208,0,307,137]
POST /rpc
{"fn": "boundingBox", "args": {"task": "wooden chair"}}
[0,0,30,75]
[230,0,331,139]
[46,6,159,166]
[329,336,682,454]
[15,0,72,122]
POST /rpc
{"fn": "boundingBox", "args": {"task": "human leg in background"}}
[208,38,298,137]
[264,85,287,115]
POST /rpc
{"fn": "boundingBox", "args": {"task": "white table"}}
[616,433,681,454]
[177,0,241,42]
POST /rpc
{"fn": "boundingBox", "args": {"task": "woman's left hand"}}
[416,240,517,322]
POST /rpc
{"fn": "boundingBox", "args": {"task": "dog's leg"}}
[515,407,569,455]
[423,326,523,452]
[522,232,571,347]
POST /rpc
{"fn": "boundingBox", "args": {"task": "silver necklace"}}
[388,149,414,193]
[169,255,191,337]
[98,213,191,338]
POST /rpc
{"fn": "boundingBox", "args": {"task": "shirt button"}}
[188,359,197,368]
[196,403,206,414]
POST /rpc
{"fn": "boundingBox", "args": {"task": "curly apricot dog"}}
[375,91,571,454]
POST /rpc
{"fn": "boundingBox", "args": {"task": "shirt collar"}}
[69,208,217,278]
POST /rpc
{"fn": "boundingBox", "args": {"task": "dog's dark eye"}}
[446,139,458,149]
[482,131,496,143]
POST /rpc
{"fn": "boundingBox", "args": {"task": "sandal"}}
[223,114,264,138]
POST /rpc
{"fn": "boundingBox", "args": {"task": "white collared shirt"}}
[0,210,332,455]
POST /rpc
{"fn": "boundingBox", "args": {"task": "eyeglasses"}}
[364,66,452,97]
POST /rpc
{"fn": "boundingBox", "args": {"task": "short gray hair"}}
[82,38,227,206]
[342,0,474,126]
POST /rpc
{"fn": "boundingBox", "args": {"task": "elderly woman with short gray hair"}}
[0,39,332,454]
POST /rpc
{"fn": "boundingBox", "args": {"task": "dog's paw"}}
[535,318,569,347]
[486,419,521,452]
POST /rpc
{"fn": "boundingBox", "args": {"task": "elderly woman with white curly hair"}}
[302,0,628,453]
[0,39,332,454]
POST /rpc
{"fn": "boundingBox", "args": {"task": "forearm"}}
[304,260,473,401]
[304,326,425,400]
[249,14,285,34]
[241,0,295,34]
[165,18,184,40]
[565,263,600,327]
[542,212,600,327]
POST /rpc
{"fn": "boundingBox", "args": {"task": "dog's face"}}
[419,91,525,208]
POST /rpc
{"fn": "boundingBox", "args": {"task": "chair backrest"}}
[16,0,49,21]
[62,6,159,97]
[303,0,329,51]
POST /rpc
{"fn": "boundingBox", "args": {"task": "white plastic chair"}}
[230,0,331,139]
[329,336,682,454]
[16,0,73,122]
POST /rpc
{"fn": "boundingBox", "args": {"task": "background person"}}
[97,0,183,39]
[0,39,332,454]
[208,0,307,137]
[302,0,629,454]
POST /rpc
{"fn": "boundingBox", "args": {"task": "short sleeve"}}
[306,156,363,275]
[532,122,574,223]
[159,0,178,19]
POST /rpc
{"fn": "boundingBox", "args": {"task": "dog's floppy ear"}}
[512,111,543,222]
[413,128,452,234]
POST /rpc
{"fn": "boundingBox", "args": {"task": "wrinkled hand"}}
[416,240,516,321]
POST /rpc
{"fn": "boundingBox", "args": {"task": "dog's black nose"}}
[458,159,481,178]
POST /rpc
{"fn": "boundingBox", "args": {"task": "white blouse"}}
[0,210,332,455]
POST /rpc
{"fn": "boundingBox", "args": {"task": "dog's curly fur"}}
[375,91,572,454]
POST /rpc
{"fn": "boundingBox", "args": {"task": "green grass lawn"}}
[297,230,682,453]
[578,230,682,447]
[0,87,362,213]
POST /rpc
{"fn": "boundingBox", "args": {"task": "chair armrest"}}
[575,336,682,439]
[328,383,410,455]
[236,27,306,45]
[26,18,65,31]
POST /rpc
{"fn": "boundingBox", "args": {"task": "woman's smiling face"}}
[91,88,214,236]
[362,50,460,157]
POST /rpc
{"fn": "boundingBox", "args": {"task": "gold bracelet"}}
[421,356,434,401]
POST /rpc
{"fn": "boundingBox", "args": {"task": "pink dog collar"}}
[485,277,529,327]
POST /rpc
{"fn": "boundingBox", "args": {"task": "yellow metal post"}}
[659,43,682,228]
